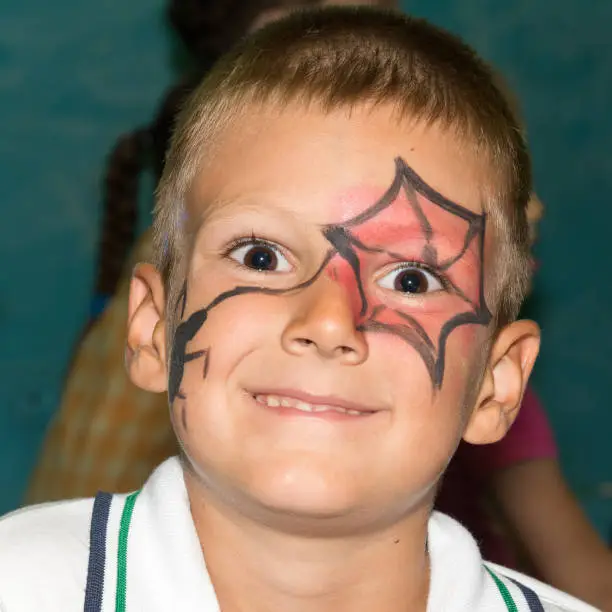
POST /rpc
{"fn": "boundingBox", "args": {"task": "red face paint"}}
[169,157,490,402]
[320,157,490,387]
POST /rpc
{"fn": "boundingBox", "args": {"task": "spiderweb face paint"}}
[169,157,490,403]
[320,157,490,387]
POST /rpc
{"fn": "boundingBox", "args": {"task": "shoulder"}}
[486,563,601,612]
[428,513,599,612]
[0,498,93,612]
[0,496,93,555]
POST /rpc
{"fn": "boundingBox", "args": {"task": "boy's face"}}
[167,103,495,523]
[130,102,538,531]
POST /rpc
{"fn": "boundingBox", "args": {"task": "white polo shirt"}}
[0,458,599,612]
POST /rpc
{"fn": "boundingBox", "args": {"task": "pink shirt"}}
[435,385,558,567]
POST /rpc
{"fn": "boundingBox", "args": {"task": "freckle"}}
[394,539,400,544]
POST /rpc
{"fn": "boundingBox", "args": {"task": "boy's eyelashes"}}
[219,234,452,298]
[223,235,293,274]
[376,262,447,296]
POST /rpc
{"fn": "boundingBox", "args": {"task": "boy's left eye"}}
[377,265,443,295]
[228,240,291,272]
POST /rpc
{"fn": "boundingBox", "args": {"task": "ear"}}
[463,319,540,445]
[126,263,168,393]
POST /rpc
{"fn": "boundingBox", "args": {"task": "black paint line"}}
[168,308,209,403]
[206,248,336,315]
[441,275,474,308]
[176,248,335,346]
[342,160,404,228]
[323,226,368,318]
[421,243,438,267]
[395,157,481,223]
[477,216,490,312]
[369,304,384,318]
[402,175,433,242]
[168,250,335,403]
[439,217,481,271]
[432,218,490,388]
[341,157,481,231]
[344,227,472,307]
[169,158,491,397]
[181,405,188,431]
[343,231,406,263]
[434,308,492,387]
[390,309,436,351]
[179,282,188,318]
[203,348,210,379]
[359,320,436,385]
[184,350,207,363]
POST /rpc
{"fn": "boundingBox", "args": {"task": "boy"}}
[0,7,598,611]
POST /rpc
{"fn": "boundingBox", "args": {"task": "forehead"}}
[188,103,488,226]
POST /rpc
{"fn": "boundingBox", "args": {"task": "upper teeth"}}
[255,394,365,416]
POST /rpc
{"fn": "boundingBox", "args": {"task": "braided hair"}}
[94,0,318,311]
[95,75,201,304]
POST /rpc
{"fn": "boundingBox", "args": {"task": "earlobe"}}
[463,320,540,445]
[126,263,168,393]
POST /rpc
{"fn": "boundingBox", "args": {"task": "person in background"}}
[28,0,400,498]
[26,1,612,609]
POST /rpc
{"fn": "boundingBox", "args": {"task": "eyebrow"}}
[198,192,302,225]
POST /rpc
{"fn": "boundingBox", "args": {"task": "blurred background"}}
[0,0,610,542]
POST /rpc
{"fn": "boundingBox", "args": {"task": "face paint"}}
[169,252,335,403]
[169,157,490,403]
[320,157,490,386]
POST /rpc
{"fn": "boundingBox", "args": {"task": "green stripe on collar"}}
[116,491,141,612]
[485,566,518,612]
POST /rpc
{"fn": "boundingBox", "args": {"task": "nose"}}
[281,276,368,365]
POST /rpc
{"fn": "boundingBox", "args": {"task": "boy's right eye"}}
[227,239,291,273]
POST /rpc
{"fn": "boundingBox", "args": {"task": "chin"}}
[244,462,361,521]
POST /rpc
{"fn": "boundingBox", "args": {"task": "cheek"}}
[181,294,287,379]
[174,295,288,457]
[369,335,472,495]
[371,319,483,397]
[438,325,486,396]
[389,327,483,417]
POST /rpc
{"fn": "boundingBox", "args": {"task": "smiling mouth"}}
[252,392,379,417]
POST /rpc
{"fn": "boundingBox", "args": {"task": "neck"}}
[186,473,431,612]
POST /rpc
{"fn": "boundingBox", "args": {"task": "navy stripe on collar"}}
[509,576,546,612]
[84,492,113,612]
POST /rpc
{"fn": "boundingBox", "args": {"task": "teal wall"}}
[0,1,610,536]
[0,0,173,510]
[399,2,612,537]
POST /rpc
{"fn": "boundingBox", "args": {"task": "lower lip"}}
[250,394,377,421]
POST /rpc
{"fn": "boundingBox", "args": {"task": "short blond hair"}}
[154,6,532,335]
